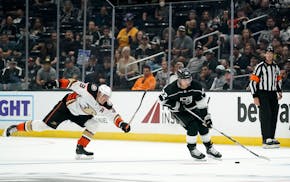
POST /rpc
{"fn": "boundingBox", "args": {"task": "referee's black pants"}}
[258,91,279,142]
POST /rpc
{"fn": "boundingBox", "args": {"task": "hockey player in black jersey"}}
[159,68,222,160]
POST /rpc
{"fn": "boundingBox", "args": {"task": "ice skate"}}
[75,144,94,160]
[272,139,280,148]
[206,146,222,159]
[3,125,17,137]
[263,138,280,149]
[189,148,206,160]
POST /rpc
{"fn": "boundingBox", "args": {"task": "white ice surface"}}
[0,137,290,182]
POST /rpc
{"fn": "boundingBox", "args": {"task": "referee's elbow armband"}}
[250,74,260,83]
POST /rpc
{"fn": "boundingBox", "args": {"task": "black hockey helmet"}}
[177,68,191,79]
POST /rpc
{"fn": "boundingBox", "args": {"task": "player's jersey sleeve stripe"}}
[59,78,77,89]
[114,114,123,127]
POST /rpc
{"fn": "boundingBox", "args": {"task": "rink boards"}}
[0,91,289,146]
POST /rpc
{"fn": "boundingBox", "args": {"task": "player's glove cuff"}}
[203,114,213,128]
[43,80,59,89]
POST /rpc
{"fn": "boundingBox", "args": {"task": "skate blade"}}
[207,154,222,161]
[193,158,207,162]
[2,128,8,137]
[75,154,94,160]
[262,145,280,149]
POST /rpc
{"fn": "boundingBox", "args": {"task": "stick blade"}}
[258,155,270,161]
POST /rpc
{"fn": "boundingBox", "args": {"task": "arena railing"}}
[242,14,268,29]
[125,52,165,81]
[193,30,221,60]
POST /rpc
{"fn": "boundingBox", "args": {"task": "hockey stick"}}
[184,107,270,161]
[126,91,147,129]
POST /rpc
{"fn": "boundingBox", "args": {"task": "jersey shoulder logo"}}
[91,84,97,91]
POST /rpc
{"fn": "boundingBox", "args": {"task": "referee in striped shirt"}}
[249,45,282,149]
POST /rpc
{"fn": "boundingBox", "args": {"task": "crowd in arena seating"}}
[0,0,289,91]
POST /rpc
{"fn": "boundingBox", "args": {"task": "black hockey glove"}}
[120,122,131,133]
[43,80,58,89]
[203,114,212,128]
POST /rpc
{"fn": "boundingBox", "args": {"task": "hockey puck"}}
[235,161,240,164]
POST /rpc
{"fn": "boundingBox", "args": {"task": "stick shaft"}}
[184,107,270,161]
[128,91,147,125]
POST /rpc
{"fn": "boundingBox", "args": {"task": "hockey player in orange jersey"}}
[3,79,131,159]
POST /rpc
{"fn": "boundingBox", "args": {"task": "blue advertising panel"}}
[0,95,34,122]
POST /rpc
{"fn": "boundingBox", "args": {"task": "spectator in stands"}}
[0,48,6,89]
[222,69,246,90]
[114,49,121,65]
[61,30,79,57]
[36,56,56,89]
[256,38,269,55]
[186,44,206,79]
[185,19,198,39]
[246,55,260,74]
[44,39,56,61]
[280,17,290,45]
[284,61,290,79]
[169,61,184,83]
[281,69,290,91]
[27,57,41,90]
[0,34,16,59]
[86,21,101,46]
[85,55,97,75]
[63,57,81,80]
[135,34,152,60]
[99,57,114,85]
[116,46,138,89]
[227,9,249,35]
[238,29,256,50]
[155,58,170,89]
[32,0,53,10]
[219,59,231,71]
[76,0,92,22]
[249,0,276,32]
[13,9,25,31]
[272,27,281,40]
[95,6,111,28]
[98,26,112,50]
[160,27,175,54]
[197,21,213,49]
[201,10,213,28]
[210,65,226,90]
[2,59,23,90]
[150,37,163,66]
[234,44,252,75]
[281,45,289,64]
[219,10,230,34]
[197,65,214,90]
[203,50,218,73]
[0,16,18,41]
[30,18,45,42]
[130,30,144,55]
[187,9,197,22]
[257,16,276,44]
[131,64,156,91]
[85,57,112,85]
[117,13,139,50]
[172,25,193,60]
[0,48,6,70]
[232,44,242,63]
[60,0,77,23]
[135,11,150,31]
[154,0,168,21]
